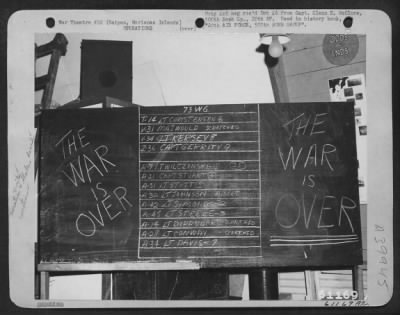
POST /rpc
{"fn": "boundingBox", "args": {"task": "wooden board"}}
[283,36,366,76]
[285,62,366,101]
[39,103,362,269]
[283,34,365,54]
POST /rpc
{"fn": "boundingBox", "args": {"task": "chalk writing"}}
[140,124,257,133]
[39,103,361,266]
[282,112,328,139]
[138,104,262,257]
[55,129,116,186]
[141,218,258,228]
[278,144,337,171]
[183,105,209,113]
[54,127,133,237]
[270,108,359,249]
[140,143,237,152]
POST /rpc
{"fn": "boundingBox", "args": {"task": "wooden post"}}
[256,44,290,103]
[247,48,285,301]
[151,271,158,300]
[40,272,50,299]
[101,273,112,300]
[34,243,40,299]
[352,265,365,300]
[35,33,68,110]
[304,270,319,300]
[248,269,279,300]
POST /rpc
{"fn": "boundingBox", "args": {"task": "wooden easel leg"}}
[101,273,112,300]
[352,265,365,300]
[40,272,49,300]
[248,269,279,300]
[151,271,158,300]
[304,270,319,300]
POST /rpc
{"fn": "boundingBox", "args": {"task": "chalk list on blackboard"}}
[138,104,262,258]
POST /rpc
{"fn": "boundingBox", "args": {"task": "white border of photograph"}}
[7,9,392,308]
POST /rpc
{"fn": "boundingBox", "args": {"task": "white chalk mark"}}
[270,240,359,246]
[55,129,72,146]
[270,234,357,238]
[270,237,358,242]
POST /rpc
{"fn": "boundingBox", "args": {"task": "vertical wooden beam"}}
[34,243,40,299]
[304,270,319,300]
[41,49,62,109]
[36,33,68,109]
[256,44,290,103]
[352,266,365,300]
[248,269,279,300]
[40,272,50,300]
[104,96,111,108]
[102,273,112,300]
[152,271,160,300]
[246,48,289,301]
[267,56,290,103]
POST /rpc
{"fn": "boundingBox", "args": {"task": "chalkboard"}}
[39,108,140,263]
[39,103,362,268]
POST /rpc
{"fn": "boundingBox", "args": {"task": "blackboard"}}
[39,108,140,263]
[39,103,362,268]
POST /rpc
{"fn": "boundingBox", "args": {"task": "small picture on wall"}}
[328,77,348,101]
[344,87,354,97]
[329,74,367,134]
[347,77,363,87]
[329,73,367,204]
[356,93,364,100]
[359,125,367,135]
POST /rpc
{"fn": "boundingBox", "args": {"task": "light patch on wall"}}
[35,32,274,107]
[49,274,102,300]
